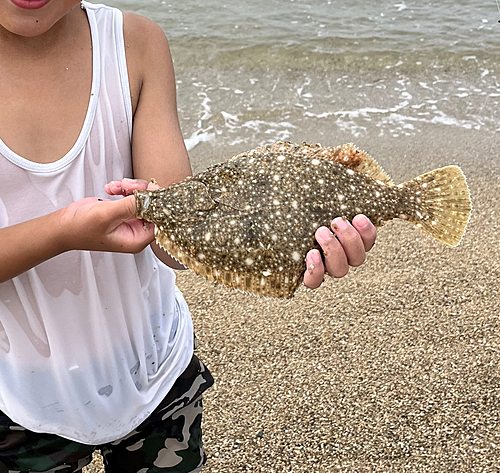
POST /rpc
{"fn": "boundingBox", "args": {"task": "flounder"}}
[134,142,472,298]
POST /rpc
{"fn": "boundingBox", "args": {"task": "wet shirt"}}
[0,1,194,444]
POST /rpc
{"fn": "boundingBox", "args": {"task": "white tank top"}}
[0,1,194,445]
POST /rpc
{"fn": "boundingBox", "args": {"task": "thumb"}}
[113,195,138,221]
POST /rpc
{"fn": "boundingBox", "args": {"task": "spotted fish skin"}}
[135,142,471,298]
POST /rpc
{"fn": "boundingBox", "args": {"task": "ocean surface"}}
[106,0,500,154]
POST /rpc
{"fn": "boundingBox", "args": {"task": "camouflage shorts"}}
[0,355,214,473]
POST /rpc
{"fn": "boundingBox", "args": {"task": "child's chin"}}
[1,0,80,38]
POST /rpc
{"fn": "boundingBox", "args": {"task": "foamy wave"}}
[184,128,215,151]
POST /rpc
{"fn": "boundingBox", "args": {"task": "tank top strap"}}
[83,1,133,140]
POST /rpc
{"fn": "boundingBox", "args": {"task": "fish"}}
[134,142,472,298]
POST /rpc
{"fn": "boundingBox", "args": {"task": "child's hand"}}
[60,195,154,254]
[303,215,377,289]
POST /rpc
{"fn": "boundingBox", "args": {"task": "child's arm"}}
[123,15,191,270]
[0,196,154,284]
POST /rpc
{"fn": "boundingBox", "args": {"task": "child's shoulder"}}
[122,10,170,54]
[114,10,173,113]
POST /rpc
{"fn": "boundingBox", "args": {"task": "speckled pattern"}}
[135,142,471,297]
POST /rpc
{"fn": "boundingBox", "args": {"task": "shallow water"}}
[106,0,500,153]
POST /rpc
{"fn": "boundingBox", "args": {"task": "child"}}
[0,0,377,471]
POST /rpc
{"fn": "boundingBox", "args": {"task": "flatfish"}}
[134,142,472,298]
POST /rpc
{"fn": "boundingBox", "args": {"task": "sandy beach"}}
[84,122,499,473]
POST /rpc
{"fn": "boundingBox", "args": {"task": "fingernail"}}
[123,178,134,182]
[317,227,332,242]
[311,251,321,263]
[308,251,320,274]
[333,217,348,230]
[357,215,370,227]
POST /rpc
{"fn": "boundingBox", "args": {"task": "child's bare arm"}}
[0,196,154,284]
[123,14,192,270]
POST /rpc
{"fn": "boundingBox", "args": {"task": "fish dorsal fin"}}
[315,143,393,186]
[231,142,393,185]
[230,141,323,162]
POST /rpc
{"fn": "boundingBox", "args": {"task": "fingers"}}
[352,214,377,251]
[146,179,161,191]
[310,215,376,288]
[147,183,160,190]
[303,249,325,289]
[104,178,150,196]
[330,217,367,267]
[315,226,349,277]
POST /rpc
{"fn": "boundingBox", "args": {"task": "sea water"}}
[105,0,500,153]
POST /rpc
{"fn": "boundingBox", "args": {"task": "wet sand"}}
[85,124,500,472]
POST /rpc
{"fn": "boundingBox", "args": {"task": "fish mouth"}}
[134,190,150,220]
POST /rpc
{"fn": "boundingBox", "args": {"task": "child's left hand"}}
[303,215,377,290]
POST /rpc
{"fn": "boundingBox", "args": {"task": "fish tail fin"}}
[400,166,472,246]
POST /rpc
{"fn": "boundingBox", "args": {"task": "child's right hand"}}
[60,195,154,253]
[0,192,155,284]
